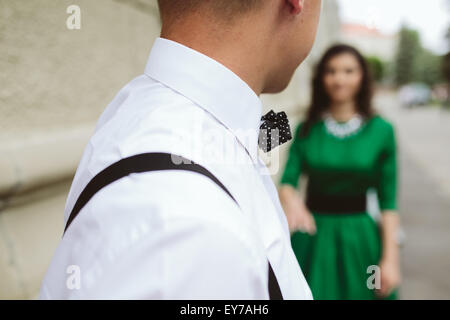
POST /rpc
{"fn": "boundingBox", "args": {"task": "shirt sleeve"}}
[280,122,304,188]
[377,123,398,212]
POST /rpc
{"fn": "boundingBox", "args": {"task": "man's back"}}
[39,38,312,299]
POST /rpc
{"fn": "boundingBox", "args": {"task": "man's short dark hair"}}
[157,0,267,23]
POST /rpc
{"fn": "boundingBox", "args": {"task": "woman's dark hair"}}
[300,44,375,137]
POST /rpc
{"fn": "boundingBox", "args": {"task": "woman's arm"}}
[377,210,401,297]
[376,123,401,297]
[279,123,316,234]
[279,185,316,235]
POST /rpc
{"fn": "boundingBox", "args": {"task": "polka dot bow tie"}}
[258,109,292,153]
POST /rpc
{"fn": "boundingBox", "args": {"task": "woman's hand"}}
[376,257,401,298]
[376,211,401,298]
[290,206,316,235]
[279,185,316,235]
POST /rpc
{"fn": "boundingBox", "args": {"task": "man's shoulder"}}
[95,74,206,141]
[65,71,244,222]
[86,74,216,169]
[64,75,219,218]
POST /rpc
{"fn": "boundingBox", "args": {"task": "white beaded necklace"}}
[323,112,365,138]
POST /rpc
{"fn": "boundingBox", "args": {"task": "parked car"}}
[398,83,431,108]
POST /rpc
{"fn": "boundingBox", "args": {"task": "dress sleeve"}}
[377,123,398,212]
[280,122,304,189]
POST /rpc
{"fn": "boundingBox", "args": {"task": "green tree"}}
[394,25,444,87]
[444,26,450,107]
[416,48,443,86]
[445,25,450,83]
[394,26,421,86]
[366,56,385,83]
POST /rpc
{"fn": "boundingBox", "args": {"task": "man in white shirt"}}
[39,0,322,299]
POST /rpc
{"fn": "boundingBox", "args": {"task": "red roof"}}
[341,23,393,38]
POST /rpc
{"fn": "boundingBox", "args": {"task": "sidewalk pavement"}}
[376,91,450,299]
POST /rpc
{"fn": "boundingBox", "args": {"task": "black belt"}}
[305,192,367,214]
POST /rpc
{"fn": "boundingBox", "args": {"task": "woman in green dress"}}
[279,45,401,300]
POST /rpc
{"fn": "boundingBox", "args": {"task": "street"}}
[376,90,450,299]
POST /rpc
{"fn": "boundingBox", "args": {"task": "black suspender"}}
[64,152,283,300]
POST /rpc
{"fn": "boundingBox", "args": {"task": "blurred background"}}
[0,0,449,299]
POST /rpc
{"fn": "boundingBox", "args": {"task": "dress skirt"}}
[290,211,398,300]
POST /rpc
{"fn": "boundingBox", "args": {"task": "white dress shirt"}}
[39,37,312,300]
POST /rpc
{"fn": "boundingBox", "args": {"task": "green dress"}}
[280,115,398,300]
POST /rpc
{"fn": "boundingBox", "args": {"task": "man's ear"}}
[286,0,304,15]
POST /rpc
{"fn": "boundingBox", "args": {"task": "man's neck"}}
[160,18,271,96]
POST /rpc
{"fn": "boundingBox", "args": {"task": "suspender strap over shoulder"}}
[64,152,283,300]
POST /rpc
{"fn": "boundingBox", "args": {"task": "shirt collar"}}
[144,37,262,163]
